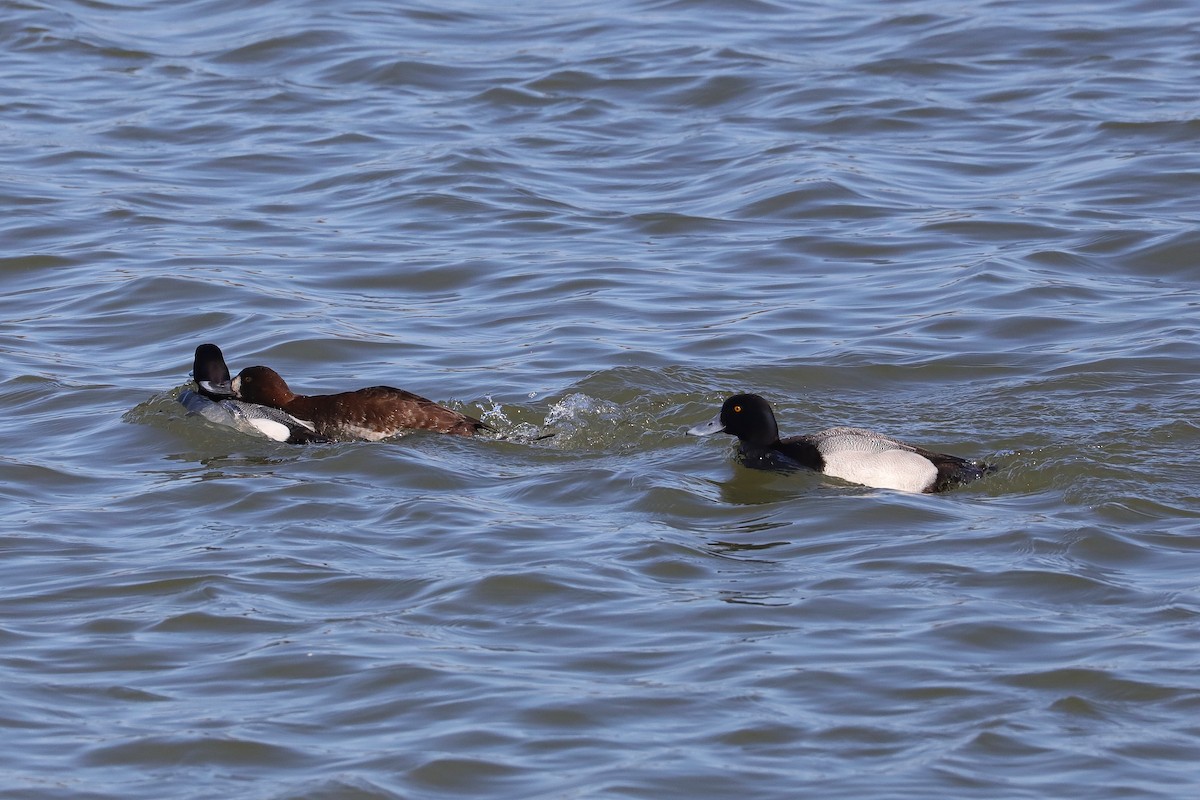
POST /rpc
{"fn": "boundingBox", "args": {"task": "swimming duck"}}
[179,344,327,444]
[207,365,491,441]
[688,393,990,493]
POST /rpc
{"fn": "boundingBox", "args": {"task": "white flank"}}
[247,418,291,442]
[820,449,937,493]
[342,423,394,442]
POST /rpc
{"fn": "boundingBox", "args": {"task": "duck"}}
[179,344,328,444]
[687,393,991,493]
[204,365,492,441]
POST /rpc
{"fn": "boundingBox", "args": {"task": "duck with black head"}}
[205,365,492,442]
[179,344,327,444]
[688,393,991,493]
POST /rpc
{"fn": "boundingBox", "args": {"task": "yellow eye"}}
[733,405,742,413]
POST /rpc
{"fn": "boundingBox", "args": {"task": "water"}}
[2,0,1199,797]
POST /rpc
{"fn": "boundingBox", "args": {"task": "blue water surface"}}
[2,1,1199,798]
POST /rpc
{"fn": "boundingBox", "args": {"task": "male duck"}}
[179,344,327,444]
[206,365,491,441]
[688,393,990,493]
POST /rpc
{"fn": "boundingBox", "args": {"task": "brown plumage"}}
[229,366,490,441]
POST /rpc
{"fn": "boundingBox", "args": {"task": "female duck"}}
[179,344,326,444]
[688,393,990,493]
[210,365,491,441]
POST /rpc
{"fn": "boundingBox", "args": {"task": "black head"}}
[688,392,781,448]
[717,393,781,446]
[192,343,234,399]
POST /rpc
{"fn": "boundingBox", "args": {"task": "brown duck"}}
[211,365,491,441]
